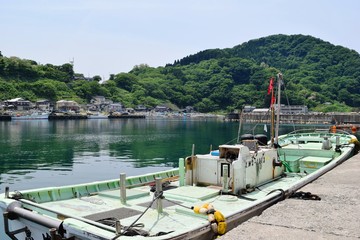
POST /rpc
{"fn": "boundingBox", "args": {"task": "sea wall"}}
[226,112,360,124]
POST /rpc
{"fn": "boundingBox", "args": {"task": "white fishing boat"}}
[1,74,358,240]
[11,111,50,120]
[86,111,108,119]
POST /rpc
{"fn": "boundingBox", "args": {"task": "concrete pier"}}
[221,153,360,239]
[226,112,360,124]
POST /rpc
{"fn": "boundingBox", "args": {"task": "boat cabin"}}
[186,142,283,196]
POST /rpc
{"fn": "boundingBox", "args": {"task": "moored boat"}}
[11,111,50,120]
[1,74,358,240]
[86,111,108,119]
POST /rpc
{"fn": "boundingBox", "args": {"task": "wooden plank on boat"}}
[164,186,220,202]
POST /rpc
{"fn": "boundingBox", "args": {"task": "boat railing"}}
[284,128,351,136]
[17,168,179,203]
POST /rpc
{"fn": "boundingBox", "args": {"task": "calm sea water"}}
[0,118,344,192]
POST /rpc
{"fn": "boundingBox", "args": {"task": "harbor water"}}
[0,118,352,192]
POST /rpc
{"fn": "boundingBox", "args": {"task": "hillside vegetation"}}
[1,34,359,112]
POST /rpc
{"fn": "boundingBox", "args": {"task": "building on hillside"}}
[36,100,52,111]
[251,105,308,115]
[243,106,256,112]
[91,96,106,104]
[4,98,32,111]
[277,105,308,114]
[90,96,113,111]
[154,105,169,112]
[185,106,194,113]
[107,103,123,113]
[56,100,80,112]
[252,108,269,113]
[135,105,147,112]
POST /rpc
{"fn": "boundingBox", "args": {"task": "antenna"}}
[275,73,283,144]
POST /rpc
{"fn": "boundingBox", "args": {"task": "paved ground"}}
[220,153,360,240]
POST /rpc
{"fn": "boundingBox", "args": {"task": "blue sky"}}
[1,0,359,80]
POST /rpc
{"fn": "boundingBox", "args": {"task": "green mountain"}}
[1,34,360,112]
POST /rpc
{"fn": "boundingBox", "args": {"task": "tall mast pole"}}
[270,86,275,146]
[275,73,283,144]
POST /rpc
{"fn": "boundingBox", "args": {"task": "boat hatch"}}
[163,186,219,202]
[300,156,333,173]
[84,207,143,221]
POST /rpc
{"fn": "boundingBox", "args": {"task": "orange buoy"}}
[351,125,357,134]
[330,125,336,133]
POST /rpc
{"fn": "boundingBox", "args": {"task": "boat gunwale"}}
[280,128,354,136]
[15,168,179,203]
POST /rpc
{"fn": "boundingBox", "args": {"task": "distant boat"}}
[1,74,358,240]
[86,111,108,119]
[108,111,146,119]
[11,111,50,120]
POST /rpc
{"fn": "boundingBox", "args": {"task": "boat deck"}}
[18,176,306,239]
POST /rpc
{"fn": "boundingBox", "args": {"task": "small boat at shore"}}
[86,111,108,119]
[11,111,50,120]
[1,74,358,240]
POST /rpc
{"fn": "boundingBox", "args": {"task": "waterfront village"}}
[1,97,359,126]
[0,95,317,116]
[0,96,207,119]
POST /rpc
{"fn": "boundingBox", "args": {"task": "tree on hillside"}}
[113,73,138,92]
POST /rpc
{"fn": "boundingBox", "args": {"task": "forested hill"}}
[174,35,360,110]
[1,34,360,112]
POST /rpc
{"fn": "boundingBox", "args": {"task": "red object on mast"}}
[268,77,276,106]
[271,94,276,106]
[267,77,274,95]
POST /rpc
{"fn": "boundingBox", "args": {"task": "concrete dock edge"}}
[220,153,360,240]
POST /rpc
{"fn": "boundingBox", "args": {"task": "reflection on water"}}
[0,119,239,191]
[1,119,355,192]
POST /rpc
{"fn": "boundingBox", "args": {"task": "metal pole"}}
[222,165,229,193]
[179,158,185,186]
[50,228,57,240]
[5,186,9,198]
[275,73,283,144]
[115,220,121,235]
[155,178,163,213]
[271,92,275,146]
[237,110,244,143]
[6,202,62,229]
[120,173,126,204]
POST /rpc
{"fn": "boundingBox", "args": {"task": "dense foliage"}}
[1,34,359,112]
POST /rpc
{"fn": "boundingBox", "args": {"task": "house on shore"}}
[154,105,169,112]
[56,100,80,113]
[36,100,52,111]
[107,103,123,113]
[4,98,31,111]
